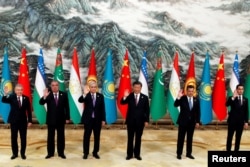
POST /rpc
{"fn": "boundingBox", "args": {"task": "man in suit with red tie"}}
[120,80,150,161]
[78,81,106,159]
[174,85,200,160]
[39,80,70,159]
[2,84,32,160]
[226,84,249,151]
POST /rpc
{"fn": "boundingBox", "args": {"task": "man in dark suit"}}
[226,84,249,151]
[39,80,70,159]
[174,85,200,160]
[120,80,149,161]
[78,81,106,159]
[2,84,32,160]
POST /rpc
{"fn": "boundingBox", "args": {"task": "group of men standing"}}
[1,80,249,161]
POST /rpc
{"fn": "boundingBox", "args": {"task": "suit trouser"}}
[10,122,27,156]
[47,124,65,155]
[126,120,144,157]
[177,123,195,156]
[83,118,102,155]
[226,123,244,151]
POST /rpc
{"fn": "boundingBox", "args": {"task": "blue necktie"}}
[189,97,193,110]
[92,94,95,118]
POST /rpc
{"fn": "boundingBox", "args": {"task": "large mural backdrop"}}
[0,0,250,123]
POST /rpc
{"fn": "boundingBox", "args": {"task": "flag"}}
[68,47,83,124]
[244,62,250,119]
[212,53,227,121]
[117,49,132,119]
[184,52,196,96]
[150,50,167,121]
[199,52,212,125]
[54,48,65,91]
[0,47,13,123]
[166,51,180,125]
[33,48,47,125]
[87,48,97,83]
[228,53,240,97]
[18,47,32,104]
[102,49,117,124]
[138,50,149,96]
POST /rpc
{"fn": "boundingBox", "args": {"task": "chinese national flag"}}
[212,53,227,121]
[18,47,32,104]
[117,49,132,119]
[184,52,196,96]
[87,48,97,83]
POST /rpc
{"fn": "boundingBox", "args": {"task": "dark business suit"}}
[226,96,249,151]
[78,92,106,155]
[39,91,70,156]
[120,93,149,158]
[2,94,32,157]
[174,96,200,156]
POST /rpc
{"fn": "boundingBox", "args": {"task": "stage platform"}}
[0,124,249,167]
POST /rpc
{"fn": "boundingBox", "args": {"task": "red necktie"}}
[54,93,58,105]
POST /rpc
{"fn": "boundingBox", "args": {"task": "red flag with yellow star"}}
[212,53,227,121]
[184,52,197,96]
[117,49,132,119]
[18,47,32,104]
[87,48,97,83]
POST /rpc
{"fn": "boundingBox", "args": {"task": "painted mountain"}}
[0,0,250,119]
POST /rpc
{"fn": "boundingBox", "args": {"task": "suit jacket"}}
[226,96,249,125]
[2,94,32,124]
[120,93,150,125]
[78,92,106,125]
[39,91,70,125]
[174,96,200,126]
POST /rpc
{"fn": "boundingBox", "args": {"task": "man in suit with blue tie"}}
[2,84,32,160]
[78,81,106,159]
[226,84,249,151]
[120,80,150,161]
[39,80,70,159]
[174,85,200,160]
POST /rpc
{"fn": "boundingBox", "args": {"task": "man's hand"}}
[177,89,184,98]
[43,88,50,98]
[124,89,130,97]
[4,86,10,96]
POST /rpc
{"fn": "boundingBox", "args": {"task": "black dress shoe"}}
[93,153,100,159]
[186,155,195,159]
[45,155,53,159]
[83,154,88,159]
[126,156,132,160]
[21,154,26,160]
[11,155,17,160]
[177,155,182,160]
[135,156,142,160]
[59,154,66,159]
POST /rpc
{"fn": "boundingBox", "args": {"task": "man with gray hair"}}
[2,84,32,160]
[78,81,106,159]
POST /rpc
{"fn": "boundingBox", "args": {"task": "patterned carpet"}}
[0,124,249,167]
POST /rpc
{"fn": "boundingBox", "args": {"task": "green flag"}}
[54,48,66,91]
[244,67,250,119]
[150,51,167,121]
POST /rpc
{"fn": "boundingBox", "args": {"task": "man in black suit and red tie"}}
[174,85,200,160]
[39,80,70,159]
[226,84,249,151]
[120,80,150,161]
[78,81,106,159]
[2,84,32,160]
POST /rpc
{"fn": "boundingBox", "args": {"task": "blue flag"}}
[138,51,149,96]
[0,47,13,123]
[199,52,212,125]
[102,49,117,124]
